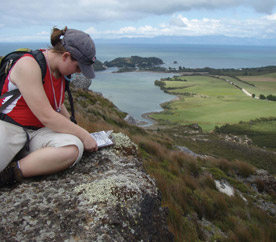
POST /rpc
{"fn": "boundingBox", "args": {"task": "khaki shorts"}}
[0,120,84,172]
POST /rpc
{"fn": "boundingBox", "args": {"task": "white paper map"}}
[90,130,114,148]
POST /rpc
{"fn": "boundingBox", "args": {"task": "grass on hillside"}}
[159,119,276,174]
[134,134,276,242]
[150,75,276,132]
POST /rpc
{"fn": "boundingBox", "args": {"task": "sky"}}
[1,0,276,43]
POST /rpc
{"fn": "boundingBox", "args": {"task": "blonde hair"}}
[50,26,68,53]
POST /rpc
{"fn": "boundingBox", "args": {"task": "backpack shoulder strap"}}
[0,49,46,99]
[30,49,47,81]
[0,49,46,81]
[65,78,77,124]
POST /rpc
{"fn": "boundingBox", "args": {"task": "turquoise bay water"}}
[90,68,175,124]
[1,42,276,124]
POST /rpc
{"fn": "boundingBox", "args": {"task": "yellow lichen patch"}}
[74,173,143,206]
[112,133,138,150]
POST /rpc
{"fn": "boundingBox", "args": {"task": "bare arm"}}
[60,104,71,119]
[10,56,97,151]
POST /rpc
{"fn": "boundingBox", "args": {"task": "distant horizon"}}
[1,35,276,47]
[1,41,276,71]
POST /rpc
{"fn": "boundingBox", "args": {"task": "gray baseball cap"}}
[62,29,96,79]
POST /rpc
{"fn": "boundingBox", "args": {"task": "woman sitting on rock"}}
[0,27,98,187]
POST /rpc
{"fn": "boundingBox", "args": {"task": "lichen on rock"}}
[0,133,173,242]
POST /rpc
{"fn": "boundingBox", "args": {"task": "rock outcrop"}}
[0,133,173,242]
[124,114,137,125]
[237,169,276,217]
[71,73,92,90]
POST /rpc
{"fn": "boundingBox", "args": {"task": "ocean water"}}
[90,68,176,124]
[95,43,276,69]
[1,42,276,124]
[2,42,275,69]
[0,43,49,56]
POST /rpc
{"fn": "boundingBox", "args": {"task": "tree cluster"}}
[259,94,276,101]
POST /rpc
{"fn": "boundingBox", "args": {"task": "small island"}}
[95,55,276,76]
[93,59,106,71]
[103,56,165,72]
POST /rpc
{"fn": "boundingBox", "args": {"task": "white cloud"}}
[119,27,137,34]
[265,13,276,20]
[170,15,187,27]
[166,13,276,38]
[87,13,276,39]
[0,0,276,41]
[85,27,97,35]
[37,31,49,36]
[0,0,276,26]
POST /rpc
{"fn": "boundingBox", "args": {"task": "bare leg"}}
[19,145,79,177]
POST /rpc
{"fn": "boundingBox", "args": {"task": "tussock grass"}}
[232,160,255,177]
[137,137,168,161]
[209,158,233,173]
[75,112,113,132]
[199,174,216,189]
[207,157,255,178]
[132,134,274,242]
[182,174,198,191]
[231,223,253,242]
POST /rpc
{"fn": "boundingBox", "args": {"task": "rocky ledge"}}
[0,133,173,242]
[71,73,92,90]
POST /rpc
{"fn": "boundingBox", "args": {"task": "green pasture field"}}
[222,76,258,95]
[150,75,276,132]
[236,73,276,96]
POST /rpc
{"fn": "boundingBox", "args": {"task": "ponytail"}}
[50,26,68,52]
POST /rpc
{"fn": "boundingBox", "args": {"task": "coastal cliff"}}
[0,133,173,241]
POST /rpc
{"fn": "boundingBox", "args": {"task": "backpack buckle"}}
[5,60,13,75]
